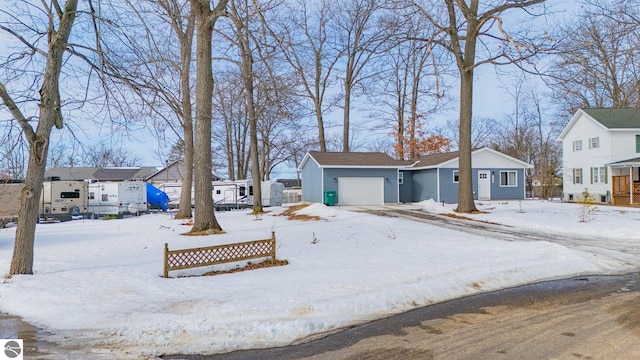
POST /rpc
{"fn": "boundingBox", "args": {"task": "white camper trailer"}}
[40,179,90,220]
[157,179,284,210]
[88,180,148,217]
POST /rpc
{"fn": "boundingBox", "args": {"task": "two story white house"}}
[558,108,640,205]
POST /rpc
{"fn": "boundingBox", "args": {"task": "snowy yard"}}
[1,200,639,359]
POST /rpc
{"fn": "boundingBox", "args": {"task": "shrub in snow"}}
[578,189,598,223]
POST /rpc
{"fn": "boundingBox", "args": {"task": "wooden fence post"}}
[271,231,276,262]
[164,243,169,278]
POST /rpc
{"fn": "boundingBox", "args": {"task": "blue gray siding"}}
[323,168,399,203]
[436,167,527,203]
[301,160,323,203]
[399,170,413,203]
[411,169,438,202]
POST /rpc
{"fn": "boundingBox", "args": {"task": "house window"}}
[591,167,607,184]
[572,168,583,184]
[589,137,599,149]
[500,171,517,187]
[573,140,582,151]
[453,170,459,183]
[398,172,404,185]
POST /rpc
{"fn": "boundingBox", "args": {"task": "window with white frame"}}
[500,171,517,187]
[453,170,459,183]
[573,168,583,184]
[398,172,404,185]
[589,137,599,149]
[573,140,582,151]
[591,167,606,184]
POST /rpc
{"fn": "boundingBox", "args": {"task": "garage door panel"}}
[338,177,384,206]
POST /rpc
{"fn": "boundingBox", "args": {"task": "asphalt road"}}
[166,273,640,360]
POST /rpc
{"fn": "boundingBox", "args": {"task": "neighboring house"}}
[146,160,223,184]
[45,166,159,182]
[558,108,640,205]
[299,147,532,206]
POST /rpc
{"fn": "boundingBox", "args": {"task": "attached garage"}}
[338,177,384,206]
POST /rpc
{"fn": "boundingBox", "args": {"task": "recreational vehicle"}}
[88,180,148,217]
[40,178,90,220]
[157,179,285,210]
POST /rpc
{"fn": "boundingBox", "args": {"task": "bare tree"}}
[266,0,342,152]
[547,3,640,114]
[189,0,228,234]
[414,0,549,213]
[0,127,27,179]
[212,71,250,180]
[84,144,142,167]
[372,11,448,160]
[334,0,392,152]
[0,0,79,274]
[99,0,197,219]
[223,0,265,213]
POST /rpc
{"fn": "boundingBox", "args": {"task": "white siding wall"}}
[562,114,614,201]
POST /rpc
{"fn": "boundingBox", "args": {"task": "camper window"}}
[249,186,253,196]
[239,186,246,196]
[60,191,80,198]
[216,190,221,195]
[102,194,108,202]
[89,192,95,200]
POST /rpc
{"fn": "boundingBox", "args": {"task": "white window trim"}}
[589,137,599,149]
[499,170,517,187]
[398,172,404,185]
[591,167,605,184]
[573,140,582,151]
[573,168,583,184]
[452,170,459,183]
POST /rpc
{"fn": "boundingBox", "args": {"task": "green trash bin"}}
[323,191,336,206]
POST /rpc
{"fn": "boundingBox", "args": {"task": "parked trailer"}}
[40,179,90,221]
[88,180,148,217]
[0,181,22,227]
[157,180,284,210]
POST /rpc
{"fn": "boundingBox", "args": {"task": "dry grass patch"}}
[202,259,289,276]
[280,204,322,221]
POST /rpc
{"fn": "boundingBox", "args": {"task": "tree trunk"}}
[342,78,352,152]
[176,13,195,220]
[456,68,477,213]
[315,105,327,152]
[189,0,224,234]
[10,136,50,274]
[7,0,79,275]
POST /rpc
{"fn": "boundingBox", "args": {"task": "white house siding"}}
[559,112,640,203]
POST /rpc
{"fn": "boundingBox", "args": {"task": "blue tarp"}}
[146,182,169,211]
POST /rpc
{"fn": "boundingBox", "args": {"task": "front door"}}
[478,170,491,200]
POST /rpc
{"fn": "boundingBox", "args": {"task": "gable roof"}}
[582,108,640,129]
[408,147,533,170]
[300,151,408,169]
[45,167,159,181]
[558,108,640,140]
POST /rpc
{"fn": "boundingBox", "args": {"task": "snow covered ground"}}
[1,199,639,359]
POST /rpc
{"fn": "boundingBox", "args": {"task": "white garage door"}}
[338,177,384,206]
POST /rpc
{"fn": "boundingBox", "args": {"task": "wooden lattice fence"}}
[164,232,276,278]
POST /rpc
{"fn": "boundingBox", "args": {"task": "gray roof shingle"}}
[582,108,640,129]
[308,151,408,167]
